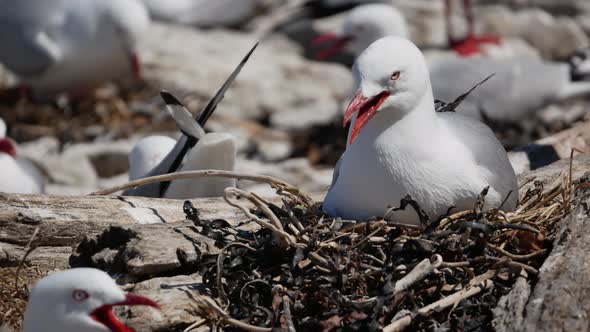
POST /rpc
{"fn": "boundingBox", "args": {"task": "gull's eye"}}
[73,289,89,302]
[390,71,401,81]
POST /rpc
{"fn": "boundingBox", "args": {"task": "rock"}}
[396,0,448,47]
[516,9,589,59]
[520,179,590,332]
[479,0,590,15]
[509,121,590,175]
[475,6,589,60]
[70,222,223,282]
[140,23,353,129]
[208,116,294,161]
[236,157,333,194]
[124,274,206,332]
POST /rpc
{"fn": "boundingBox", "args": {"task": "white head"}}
[23,268,159,332]
[100,0,150,79]
[344,36,432,144]
[313,4,409,59]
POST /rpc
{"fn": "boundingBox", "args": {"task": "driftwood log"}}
[1,156,590,331]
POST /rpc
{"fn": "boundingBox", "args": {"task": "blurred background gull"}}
[0,0,590,196]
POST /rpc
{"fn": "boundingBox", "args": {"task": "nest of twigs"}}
[2,158,587,331]
[0,266,50,331]
[169,161,587,331]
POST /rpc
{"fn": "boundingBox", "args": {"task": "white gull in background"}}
[0,0,149,97]
[23,268,159,332]
[141,0,266,28]
[312,3,408,59]
[323,36,518,224]
[124,44,258,199]
[429,55,590,121]
[309,3,590,120]
[0,118,45,194]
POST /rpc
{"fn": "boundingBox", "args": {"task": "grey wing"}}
[330,154,343,188]
[0,22,59,77]
[439,113,518,207]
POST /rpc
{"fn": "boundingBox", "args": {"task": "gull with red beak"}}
[0,0,149,98]
[23,268,159,332]
[323,36,518,224]
[312,4,408,60]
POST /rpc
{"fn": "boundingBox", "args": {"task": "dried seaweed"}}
[182,161,585,332]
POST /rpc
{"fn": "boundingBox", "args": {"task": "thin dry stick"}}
[224,187,301,248]
[90,169,313,205]
[393,255,443,295]
[14,227,40,291]
[190,294,272,332]
[486,243,546,261]
[281,295,297,332]
[383,270,495,332]
[217,243,256,304]
[183,318,207,332]
[350,224,386,250]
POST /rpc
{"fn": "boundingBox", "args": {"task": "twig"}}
[183,318,207,332]
[90,169,313,205]
[383,270,495,332]
[350,223,386,250]
[217,243,256,304]
[188,294,272,332]
[281,295,297,332]
[224,187,301,248]
[14,227,40,291]
[393,255,443,295]
[486,243,546,261]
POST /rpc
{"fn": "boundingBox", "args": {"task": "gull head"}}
[344,36,431,144]
[103,0,150,80]
[23,268,159,332]
[313,4,408,59]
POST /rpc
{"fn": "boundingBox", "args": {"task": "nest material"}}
[183,162,586,331]
[1,160,586,331]
[0,266,50,331]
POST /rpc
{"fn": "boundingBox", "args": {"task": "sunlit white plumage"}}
[128,135,176,181]
[126,103,236,199]
[0,0,149,96]
[23,268,158,332]
[0,118,44,194]
[323,36,518,224]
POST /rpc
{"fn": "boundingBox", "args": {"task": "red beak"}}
[129,53,141,80]
[91,293,159,332]
[116,294,160,308]
[343,90,390,144]
[311,33,353,60]
[0,138,16,158]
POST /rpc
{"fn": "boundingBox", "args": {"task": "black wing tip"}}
[244,42,260,61]
[160,90,184,106]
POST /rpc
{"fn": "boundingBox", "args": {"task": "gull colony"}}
[312,2,590,121]
[2,1,588,328]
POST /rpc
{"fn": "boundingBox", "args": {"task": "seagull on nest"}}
[23,268,159,332]
[323,36,518,225]
[0,0,150,97]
